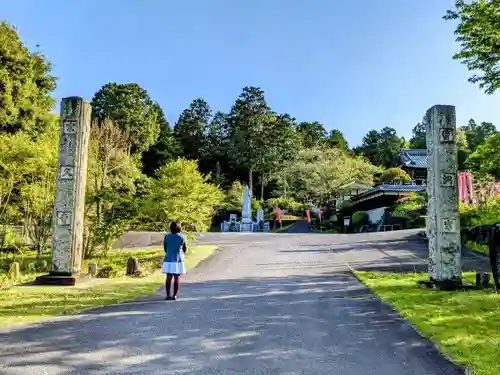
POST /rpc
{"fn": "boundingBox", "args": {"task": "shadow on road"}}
[0,272,463,375]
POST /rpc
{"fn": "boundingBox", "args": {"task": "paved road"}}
[283,220,311,233]
[1,230,477,375]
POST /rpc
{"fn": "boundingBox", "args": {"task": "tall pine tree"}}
[173,99,212,162]
[227,86,270,194]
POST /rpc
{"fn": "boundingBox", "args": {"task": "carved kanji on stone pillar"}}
[425,105,462,289]
[36,97,91,286]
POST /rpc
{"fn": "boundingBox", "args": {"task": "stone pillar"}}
[36,97,92,286]
[425,105,462,289]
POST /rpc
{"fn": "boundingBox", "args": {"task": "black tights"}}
[165,274,180,297]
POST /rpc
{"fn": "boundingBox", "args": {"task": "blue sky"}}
[2,0,499,147]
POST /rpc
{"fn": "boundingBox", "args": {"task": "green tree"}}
[173,98,212,162]
[0,117,59,256]
[148,159,224,232]
[467,132,500,178]
[255,113,301,201]
[378,168,411,184]
[409,122,426,149]
[325,129,349,151]
[227,86,271,193]
[444,0,500,94]
[456,128,470,170]
[460,118,497,152]
[201,111,230,185]
[0,21,56,134]
[142,103,179,177]
[354,127,402,168]
[84,119,143,258]
[278,147,381,205]
[91,83,160,153]
[296,121,327,148]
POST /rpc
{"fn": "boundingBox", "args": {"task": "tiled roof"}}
[338,180,372,191]
[350,184,425,202]
[378,184,426,192]
[400,149,427,169]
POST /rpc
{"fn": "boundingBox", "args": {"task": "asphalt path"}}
[0,230,474,375]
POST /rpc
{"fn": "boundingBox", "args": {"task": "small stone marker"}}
[476,272,490,288]
[425,105,462,289]
[36,97,92,286]
[38,259,48,271]
[126,257,140,276]
[256,209,264,222]
[9,262,20,279]
[88,263,98,277]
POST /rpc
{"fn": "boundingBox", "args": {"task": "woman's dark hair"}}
[170,222,181,234]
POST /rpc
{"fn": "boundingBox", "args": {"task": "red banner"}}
[318,209,322,220]
[466,172,477,205]
[458,172,465,202]
[276,207,281,224]
[305,209,311,223]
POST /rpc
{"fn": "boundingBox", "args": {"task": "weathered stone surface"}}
[88,262,98,277]
[425,105,462,286]
[126,257,140,276]
[9,262,20,279]
[50,97,92,277]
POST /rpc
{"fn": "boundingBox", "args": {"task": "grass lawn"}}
[356,271,500,375]
[0,244,218,327]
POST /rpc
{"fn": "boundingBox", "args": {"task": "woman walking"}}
[162,222,187,300]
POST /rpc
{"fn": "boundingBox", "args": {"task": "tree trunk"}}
[249,169,253,198]
[260,172,265,202]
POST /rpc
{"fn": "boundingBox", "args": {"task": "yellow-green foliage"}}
[379,167,411,184]
[0,119,59,223]
[392,193,425,218]
[460,196,500,227]
[267,197,305,213]
[149,158,224,232]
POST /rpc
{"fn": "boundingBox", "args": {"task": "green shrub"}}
[252,198,263,215]
[96,264,119,278]
[147,158,224,232]
[460,197,500,227]
[0,227,24,249]
[351,211,369,227]
[379,168,411,184]
[267,197,305,213]
[392,193,425,218]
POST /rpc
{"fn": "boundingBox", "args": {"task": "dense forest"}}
[1,3,500,257]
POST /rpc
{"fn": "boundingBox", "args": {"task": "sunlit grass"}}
[356,271,500,375]
[0,245,218,327]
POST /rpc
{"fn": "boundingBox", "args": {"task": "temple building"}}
[398,149,427,185]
